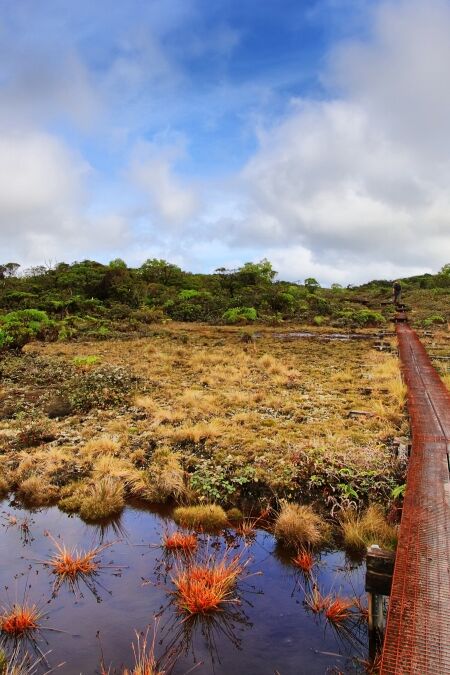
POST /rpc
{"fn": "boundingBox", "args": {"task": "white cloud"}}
[129,139,201,227]
[0,132,127,265]
[216,0,450,282]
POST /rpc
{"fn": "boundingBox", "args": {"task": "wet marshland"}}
[0,499,371,675]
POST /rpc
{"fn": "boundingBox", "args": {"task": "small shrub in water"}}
[173,504,228,531]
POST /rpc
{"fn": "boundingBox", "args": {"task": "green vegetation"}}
[0,257,448,351]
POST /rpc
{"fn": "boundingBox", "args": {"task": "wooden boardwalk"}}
[380,323,450,674]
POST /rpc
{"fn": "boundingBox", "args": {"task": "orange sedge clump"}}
[324,597,354,624]
[163,532,198,553]
[172,556,243,614]
[304,584,329,614]
[0,603,41,637]
[292,549,314,574]
[50,547,98,578]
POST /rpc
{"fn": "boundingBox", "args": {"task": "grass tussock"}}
[173,504,228,531]
[162,531,198,554]
[81,436,121,457]
[43,534,111,592]
[324,597,354,624]
[274,503,329,548]
[16,476,59,506]
[121,626,167,675]
[340,505,398,552]
[144,448,186,503]
[172,552,244,614]
[0,477,9,497]
[0,603,41,638]
[59,477,125,521]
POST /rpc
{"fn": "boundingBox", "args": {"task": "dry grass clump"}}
[172,552,243,614]
[340,505,397,552]
[173,505,228,531]
[81,436,121,457]
[168,420,223,444]
[16,476,59,506]
[324,597,354,624]
[274,503,329,549]
[93,456,147,497]
[59,477,125,521]
[43,534,112,593]
[121,626,168,675]
[0,477,9,497]
[144,448,186,503]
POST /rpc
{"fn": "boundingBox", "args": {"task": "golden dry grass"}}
[274,503,329,548]
[173,505,228,531]
[340,505,398,552]
[3,324,408,511]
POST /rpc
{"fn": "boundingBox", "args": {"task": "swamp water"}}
[0,500,369,674]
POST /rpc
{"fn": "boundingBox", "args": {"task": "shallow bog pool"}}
[0,499,369,674]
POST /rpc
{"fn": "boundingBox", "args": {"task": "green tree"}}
[140,259,183,285]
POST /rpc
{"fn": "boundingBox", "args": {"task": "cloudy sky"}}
[1,0,449,284]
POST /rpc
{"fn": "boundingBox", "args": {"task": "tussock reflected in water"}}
[0,499,370,674]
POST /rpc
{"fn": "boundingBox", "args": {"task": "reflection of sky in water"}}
[0,499,368,674]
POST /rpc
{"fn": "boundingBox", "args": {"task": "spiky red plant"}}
[304,584,329,614]
[163,532,198,554]
[172,553,243,614]
[324,597,354,624]
[292,549,314,574]
[0,603,41,637]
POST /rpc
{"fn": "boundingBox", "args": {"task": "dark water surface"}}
[0,500,368,674]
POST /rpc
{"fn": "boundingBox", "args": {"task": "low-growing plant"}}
[340,505,397,552]
[274,503,329,549]
[222,307,257,324]
[66,365,140,411]
[173,504,228,531]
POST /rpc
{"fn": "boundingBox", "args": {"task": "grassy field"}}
[0,324,408,521]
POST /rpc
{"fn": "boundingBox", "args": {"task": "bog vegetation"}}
[0,256,449,554]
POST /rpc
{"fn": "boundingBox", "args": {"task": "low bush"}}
[222,307,257,324]
[0,309,56,350]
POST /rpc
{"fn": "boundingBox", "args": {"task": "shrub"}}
[274,503,329,548]
[173,505,228,531]
[0,309,55,350]
[423,314,446,327]
[222,307,257,324]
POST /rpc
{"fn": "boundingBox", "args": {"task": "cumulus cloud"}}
[218,0,450,282]
[129,139,201,227]
[0,132,127,265]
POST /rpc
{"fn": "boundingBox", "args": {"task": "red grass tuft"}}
[172,553,243,614]
[0,603,41,637]
[163,532,198,553]
[292,549,314,574]
[304,584,329,614]
[324,597,354,624]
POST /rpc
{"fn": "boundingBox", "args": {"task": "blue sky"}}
[1,0,449,284]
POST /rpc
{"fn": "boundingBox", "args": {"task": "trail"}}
[381,323,450,674]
